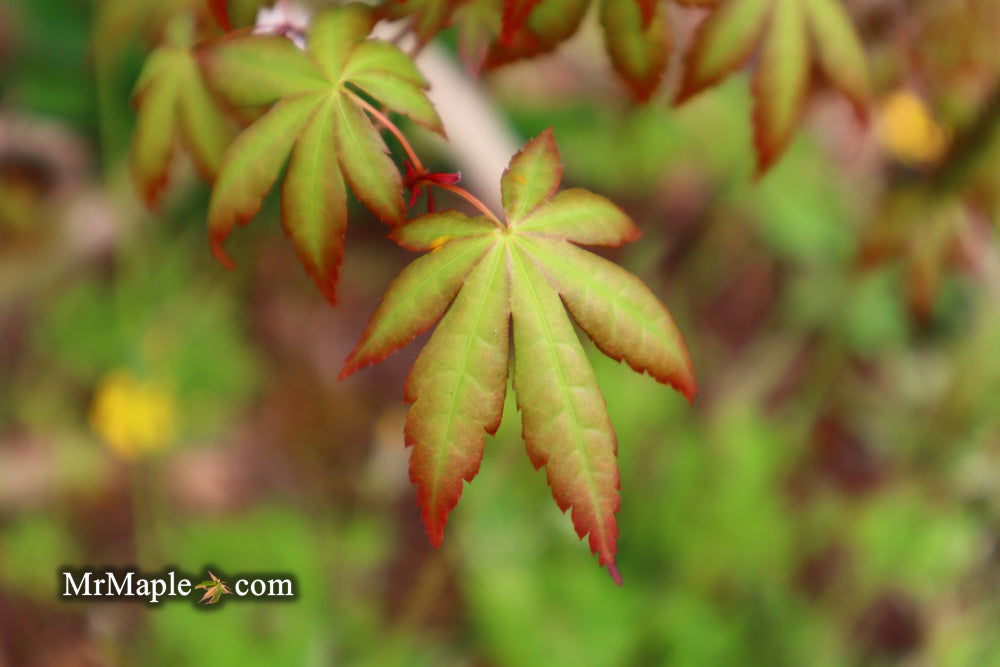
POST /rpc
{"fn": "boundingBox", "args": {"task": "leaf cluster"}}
[375,0,871,171]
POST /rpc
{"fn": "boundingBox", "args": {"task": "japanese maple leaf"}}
[484,0,590,68]
[451,0,503,73]
[131,12,232,209]
[476,0,668,97]
[206,0,266,30]
[198,4,443,304]
[599,0,671,102]
[369,0,688,97]
[675,0,871,174]
[376,0,501,72]
[485,0,703,101]
[340,129,696,582]
[194,571,233,605]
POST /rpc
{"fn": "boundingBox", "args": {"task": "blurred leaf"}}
[484,0,590,67]
[131,13,232,208]
[501,0,542,46]
[853,490,978,594]
[453,0,503,72]
[378,0,458,46]
[677,0,870,173]
[600,0,670,102]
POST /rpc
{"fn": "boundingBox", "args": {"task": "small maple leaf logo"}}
[194,571,233,605]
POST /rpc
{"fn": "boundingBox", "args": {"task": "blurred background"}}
[2,0,1000,664]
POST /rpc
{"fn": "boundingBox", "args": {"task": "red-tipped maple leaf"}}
[130,13,232,209]
[197,4,442,305]
[341,130,696,582]
[675,0,871,174]
[600,0,671,102]
[484,0,590,68]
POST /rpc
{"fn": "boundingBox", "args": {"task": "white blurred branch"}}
[372,22,519,212]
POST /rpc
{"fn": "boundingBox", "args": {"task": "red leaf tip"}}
[606,562,622,586]
[337,355,362,381]
[210,239,236,270]
[206,0,233,31]
[422,513,445,548]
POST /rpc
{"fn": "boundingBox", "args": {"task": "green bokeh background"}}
[2,0,999,664]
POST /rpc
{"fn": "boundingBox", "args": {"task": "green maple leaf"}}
[198,3,443,304]
[130,12,232,209]
[599,0,671,102]
[498,0,679,100]
[482,0,699,100]
[340,130,696,581]
[675,0,871,173]
[484,0,590,68]
[194,571,233,605]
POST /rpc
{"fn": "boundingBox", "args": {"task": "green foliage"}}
[150,507,332,666]
[32,235,258,441]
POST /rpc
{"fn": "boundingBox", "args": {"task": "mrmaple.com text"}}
[60,569,294,604]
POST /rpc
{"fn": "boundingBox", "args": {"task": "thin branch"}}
[347,90,504,227]
[347,90,426,172]
[426,181,504,228]
[388,19,413,46]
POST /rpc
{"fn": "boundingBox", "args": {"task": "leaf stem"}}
[348,91,425,171]
[426,180,504,228]
[349,90,505,228]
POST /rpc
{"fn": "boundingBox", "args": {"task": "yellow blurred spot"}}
[429,235,451,251]
[877,90,949,166]
[90,370,177,460]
